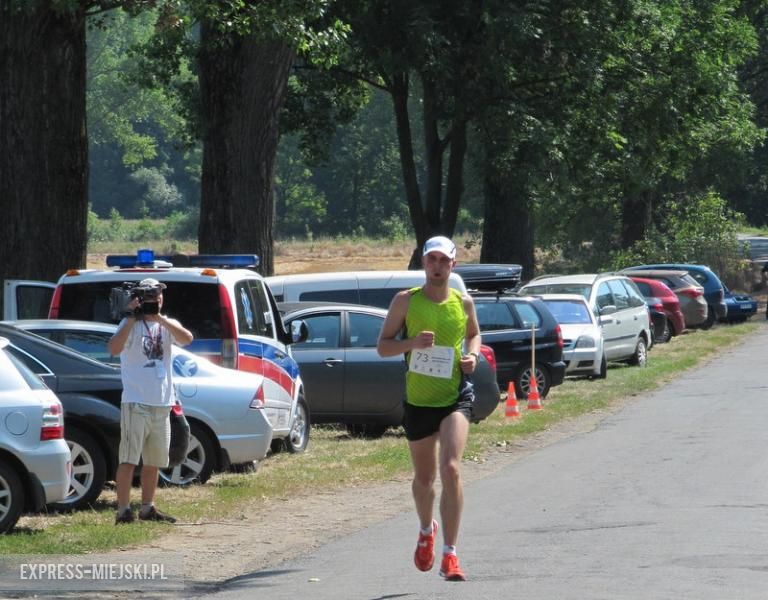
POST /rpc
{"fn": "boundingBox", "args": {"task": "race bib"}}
[409,345,455,379]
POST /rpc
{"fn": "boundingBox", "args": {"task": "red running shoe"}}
[439,553,466,581]
[413,520,438,571]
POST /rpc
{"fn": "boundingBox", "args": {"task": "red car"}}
[629,277,686,343]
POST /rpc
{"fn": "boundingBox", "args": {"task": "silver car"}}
[0,338,70,532]
[520,273,652,367]
[4,320,274,487]
[537,294,606,379]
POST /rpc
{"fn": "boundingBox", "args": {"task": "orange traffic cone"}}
[504,383,521,420]
[526,374,543,410]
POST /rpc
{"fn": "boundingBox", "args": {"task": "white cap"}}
[422,236,456,260]
[139,278,167,289]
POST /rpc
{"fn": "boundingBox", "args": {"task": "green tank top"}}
[405,287,467,407]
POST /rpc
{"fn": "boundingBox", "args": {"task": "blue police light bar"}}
[106,249,168,268]
[105,250,259,269]
[188,254,260,268]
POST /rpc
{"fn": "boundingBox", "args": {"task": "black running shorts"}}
[403,376,475,441]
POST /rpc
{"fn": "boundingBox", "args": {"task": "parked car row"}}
[1,251,757,532]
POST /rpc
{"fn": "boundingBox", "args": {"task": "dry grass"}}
[89,236,483,274]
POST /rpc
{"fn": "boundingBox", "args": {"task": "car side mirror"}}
[290,320,309,344]
[599,305,617,316]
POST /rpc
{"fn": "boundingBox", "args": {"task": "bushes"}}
[610,191,751,288]
[87,208,198,244]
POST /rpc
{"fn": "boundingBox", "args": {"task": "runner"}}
[377,235,481,581]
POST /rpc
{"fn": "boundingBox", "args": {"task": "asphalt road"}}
[201,325,768,600]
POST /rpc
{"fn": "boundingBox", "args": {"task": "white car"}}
[536,294,606,379]
[4,320,275,487]
[0,338,70,531]
[520,273,651,367]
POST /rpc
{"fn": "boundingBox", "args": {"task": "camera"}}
[109,282,162,320]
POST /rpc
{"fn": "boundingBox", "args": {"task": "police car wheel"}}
[160,422,215,486]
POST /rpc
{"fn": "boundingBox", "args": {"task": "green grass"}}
[1,322,759,554]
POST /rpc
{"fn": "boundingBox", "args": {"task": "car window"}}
[680,274,701,288]
[5,345,53,378]
[292,313,340,349]
[512,303,542,329]
[13,285,54,319]
[686,271,707,286]
[348,312,383,348]
[299,289,360,304]
[0,348,43,391]
[543,300,591,324]
[620,279,646,307]
[38,330,116,364]
[359,289,401,309]
[633,281,651,296]
[596,282,614,309]
[523,283,590,298]
[247,280,275,338]
[58,281,222,338]
[607,280,630,309]
[475,302,516,331]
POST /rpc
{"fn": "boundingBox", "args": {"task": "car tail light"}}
[555,324,564,349]
[48,286,63,318]
[218,283,238,369]
[479,344,496,372]
[41,399,64,441]
[249,384,266,409]
[679,287,703,299]
[651,301,663,311]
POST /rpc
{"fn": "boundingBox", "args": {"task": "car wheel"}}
[590,354,608,380]
[160,422,216,486]
[515,364,551,399]
[49,427,107,512]
[285,395,310,453]
[628,337,648,367]
[346,424,387,439]
[700,308,715,330]
[0,461,24,534]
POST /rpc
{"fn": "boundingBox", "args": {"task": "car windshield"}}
[523,283,591,298]
[543,300,592,324]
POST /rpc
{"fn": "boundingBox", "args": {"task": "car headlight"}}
[575,335,596,348]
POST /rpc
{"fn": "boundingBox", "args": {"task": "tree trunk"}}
[197,22,295,276]
[0,3,88,316]
[480,154,536,280]
[620,188,653,249]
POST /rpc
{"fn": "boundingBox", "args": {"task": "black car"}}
[644,298,667,345]
[279,302,501,437]
[472,294,566,399]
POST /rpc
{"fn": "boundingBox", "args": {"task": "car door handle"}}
[323,358,343,366]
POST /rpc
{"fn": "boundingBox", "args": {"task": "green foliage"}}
[610,191,745,275]
[164,209,199,240]
[130,167,184,217]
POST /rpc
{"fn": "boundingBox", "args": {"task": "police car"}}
[7,250,309,453]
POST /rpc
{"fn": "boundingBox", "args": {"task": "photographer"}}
[107,278,193,525]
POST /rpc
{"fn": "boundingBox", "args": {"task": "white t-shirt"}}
[119,319,176,407]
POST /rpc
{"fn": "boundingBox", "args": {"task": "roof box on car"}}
[453,263,523,293]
